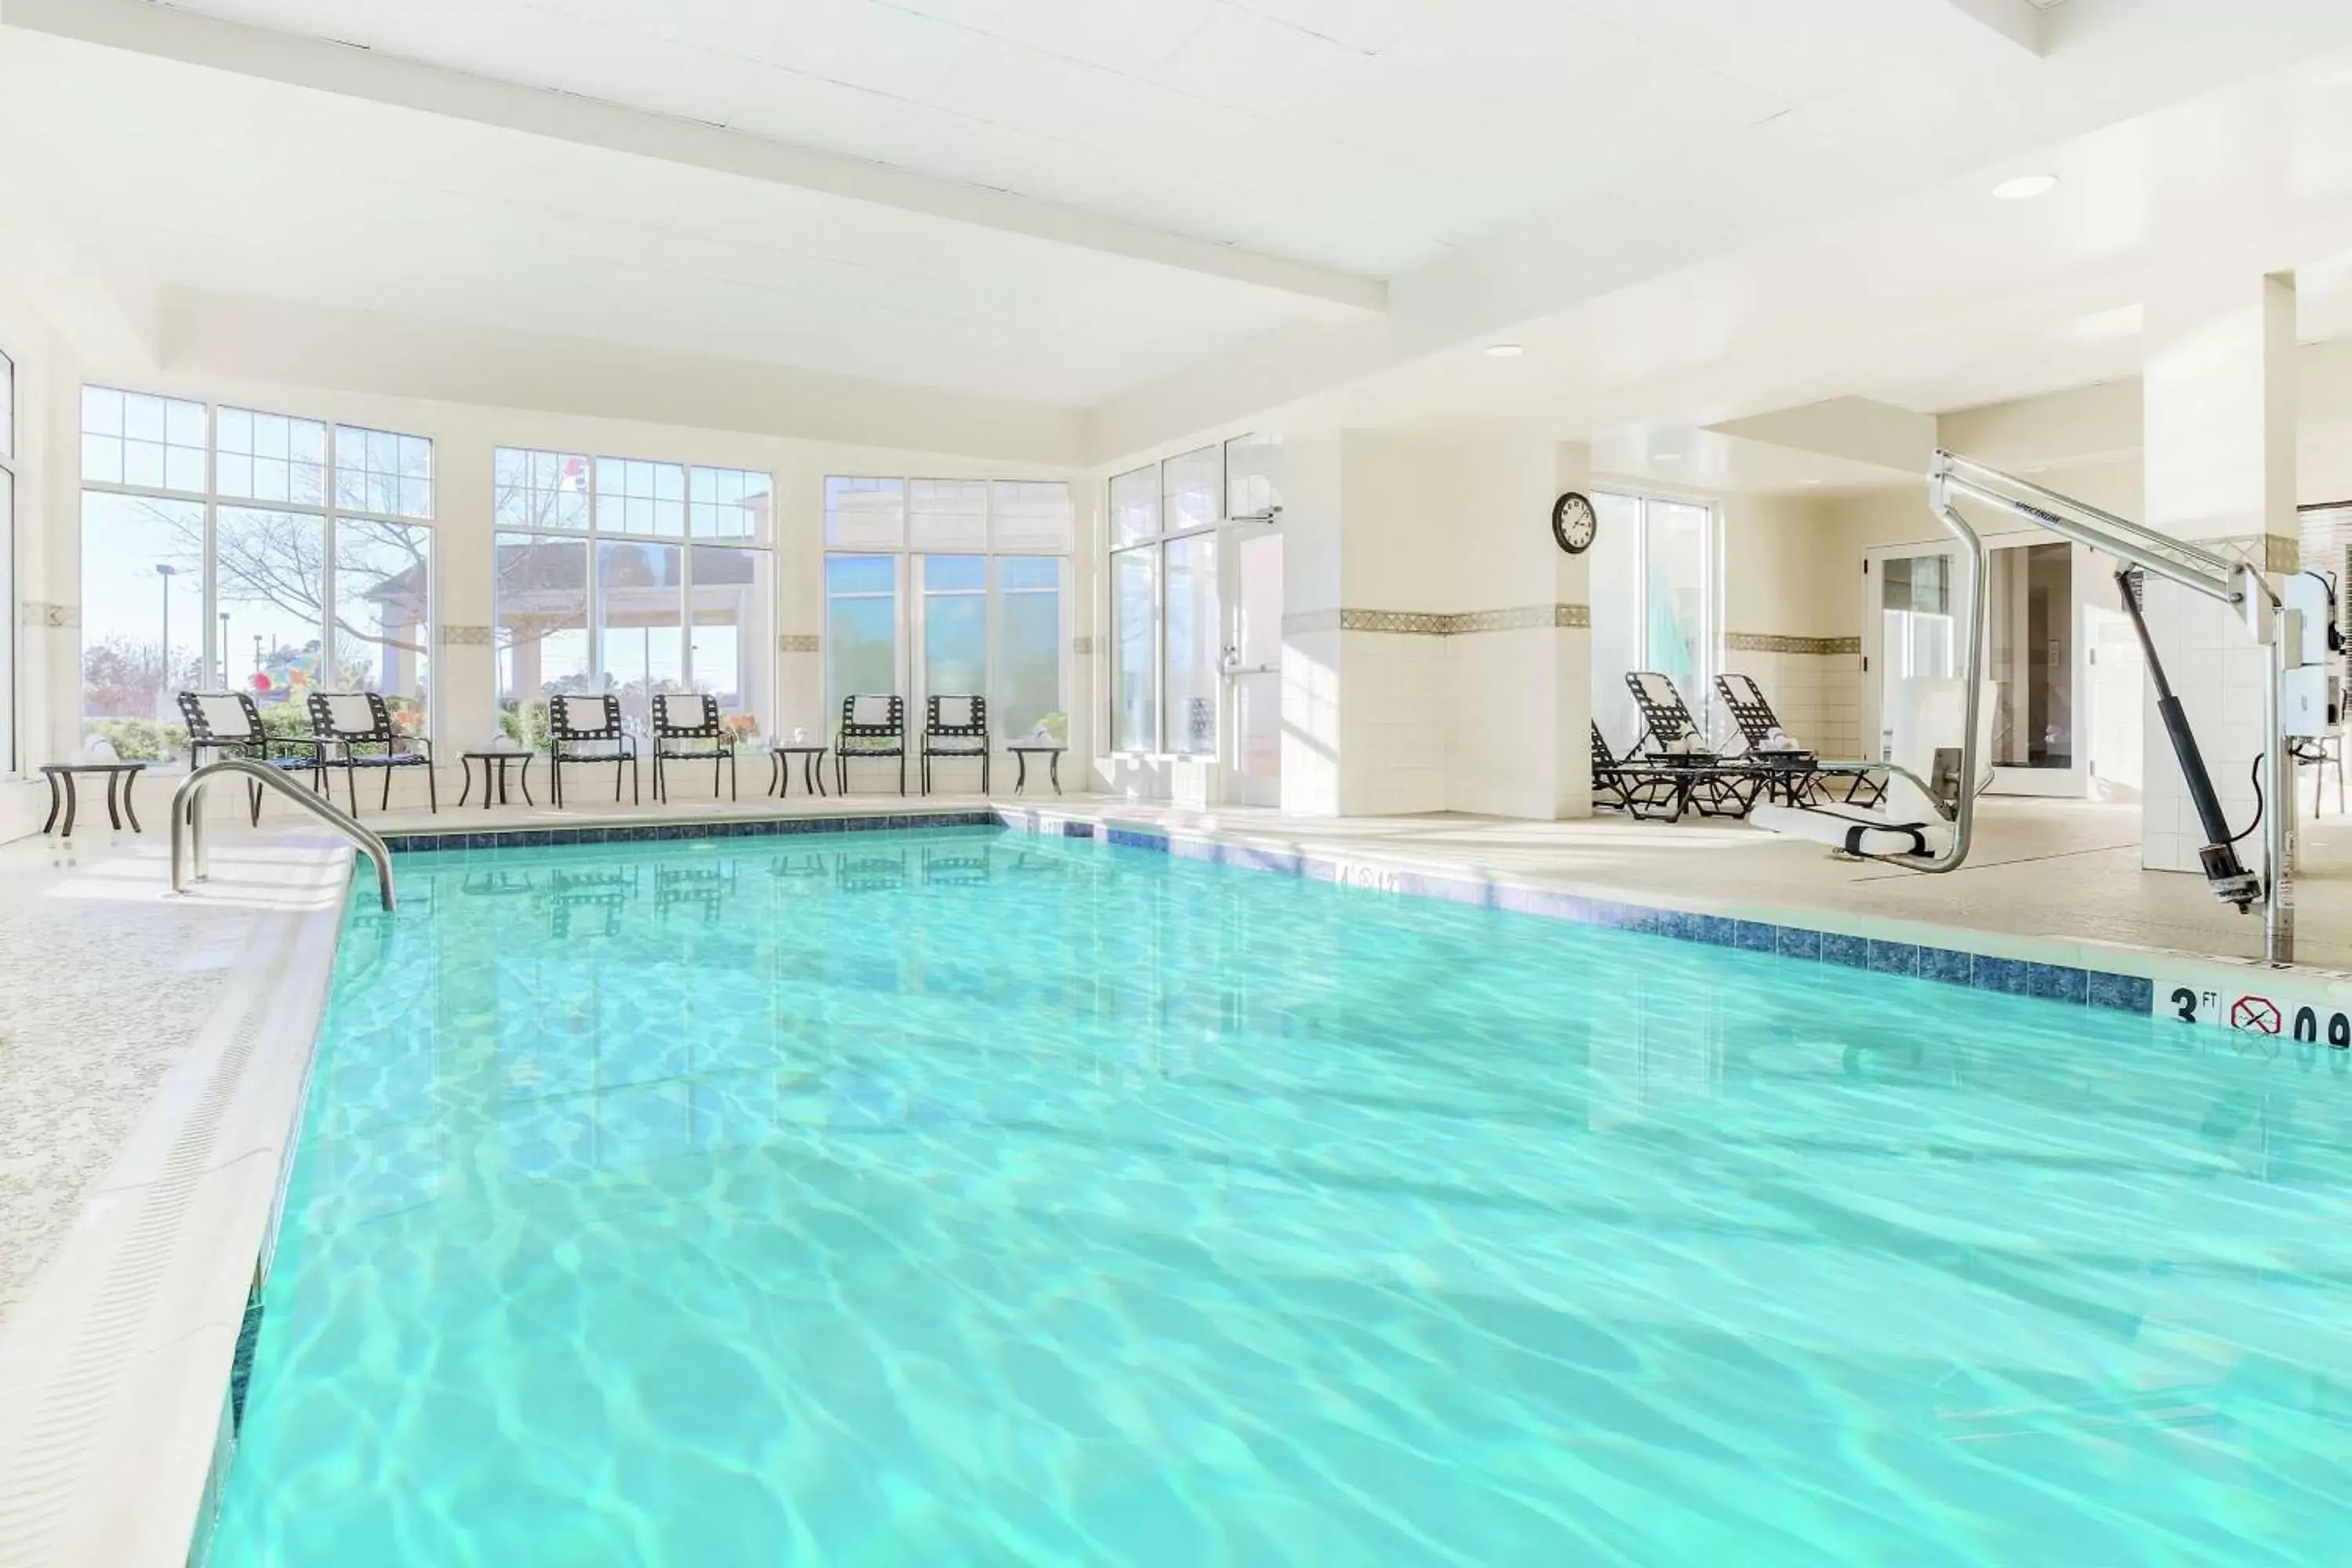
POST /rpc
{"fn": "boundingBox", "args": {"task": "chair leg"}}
[898,752,906,796]
[426,759,438,815]
[248,779,263,826]
[615,754,626,802]
[632,754,641,804]
[654,750,665,804]
[382,763,394,812]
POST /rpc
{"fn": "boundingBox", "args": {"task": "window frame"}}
[1592,486,1723,739]
[820,477,1072,745]
[1105,442,1239,758]
[494,450,773,728]
[76,387,438,757]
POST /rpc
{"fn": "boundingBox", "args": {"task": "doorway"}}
[1861,536,2132,797]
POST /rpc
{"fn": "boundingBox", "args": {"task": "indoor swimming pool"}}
[206,825,2352,1566]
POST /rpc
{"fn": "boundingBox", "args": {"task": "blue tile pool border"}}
[376,809,997,854]
[993,808,2160,1017]
[368,804,2161,1017]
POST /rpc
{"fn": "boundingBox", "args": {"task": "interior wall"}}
[1717,492,1856,756]
[0,272,53,841]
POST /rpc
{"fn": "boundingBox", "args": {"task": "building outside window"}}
[821,477,1072,746]
[77,387,434,762]
[494,450,772,745]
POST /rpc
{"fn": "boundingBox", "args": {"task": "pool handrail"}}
[171,757,398,912]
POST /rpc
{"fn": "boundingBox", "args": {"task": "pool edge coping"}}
[0,837,352,1568]
[990,804,2352,1029]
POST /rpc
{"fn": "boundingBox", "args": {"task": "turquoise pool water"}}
[209,826,2352,1566]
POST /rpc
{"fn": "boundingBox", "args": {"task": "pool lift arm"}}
[1926,451,2301,965]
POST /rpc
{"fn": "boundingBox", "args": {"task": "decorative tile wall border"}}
[2177,532,2299,575]
[779,633,821,653]
[26,601,77,629]
[378,809,996,854]
[1283,604,1592,637]
[993,807,2158,1017]
[1724,632,1861,655]
[437,624,492,646]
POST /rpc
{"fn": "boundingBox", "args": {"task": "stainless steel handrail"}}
[169,758,398,911]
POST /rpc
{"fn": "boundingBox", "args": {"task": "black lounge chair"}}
[548,693,640,808]
[1592,722,1699,821]
[651,692,738,803]
[177,691,327,824]
[1715,672,1885,808]
[835,695,906,795]
[920,695,989,795]
[307,691,437,815]
[1623,671,1763,820]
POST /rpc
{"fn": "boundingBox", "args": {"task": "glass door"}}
[1862,546,1959,762]
[1220,525,1283,807]
[1984,539,2087,796]
[1862,539,2095,797]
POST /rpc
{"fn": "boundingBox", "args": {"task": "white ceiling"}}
[2,27,1366,405]
[9,0,2352,461]
[109,0,1890,278]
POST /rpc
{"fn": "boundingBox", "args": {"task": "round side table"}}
[1007,745,1066,796]
[42,761,148,837]
[459,750,535,809]
[769,745,829,798]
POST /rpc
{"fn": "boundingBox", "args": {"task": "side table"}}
[41,762,148,837]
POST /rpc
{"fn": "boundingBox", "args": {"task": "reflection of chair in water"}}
[765,851,830,889]
[835,850,909,893]
[920,844,991,886]
[461,868,535,898]
[546,864,638,938]
[655,861,735,922]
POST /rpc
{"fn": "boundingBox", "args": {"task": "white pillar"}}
[2138,273,2296,877]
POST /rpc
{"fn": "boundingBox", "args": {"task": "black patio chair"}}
[920,694,989,795]
[177,690,328,824]
[1623,671,1763,820]
[548,693,640,808]
[651,692,737,804]
[1715,672,1884,808]
[307,691,437,815]
[835,695,906,795]
[1592,722,1701,822]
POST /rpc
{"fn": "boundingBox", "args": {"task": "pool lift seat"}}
[1750,680,1992,859]
[1747,449,2314,967]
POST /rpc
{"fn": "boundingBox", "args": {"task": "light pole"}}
[220,612,230,688]
[155,564,180,719]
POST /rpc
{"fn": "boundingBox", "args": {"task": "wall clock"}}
[1552,491,1597,555]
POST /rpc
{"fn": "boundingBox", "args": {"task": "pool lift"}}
[1750,450,2328,967]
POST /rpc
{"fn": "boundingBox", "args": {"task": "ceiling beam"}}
[2,0,1389,314]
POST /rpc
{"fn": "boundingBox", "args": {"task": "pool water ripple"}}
[206,827,2352,1566]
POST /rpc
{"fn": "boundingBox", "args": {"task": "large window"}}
[821,477,1070,744]
[78,387,434,761]
[1105,434,1280,757]
[1588,490,1720,750]
[496,451,771,742]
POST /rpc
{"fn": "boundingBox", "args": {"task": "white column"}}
[2138,273,2296,877]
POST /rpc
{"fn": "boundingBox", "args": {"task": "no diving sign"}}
[2164,978,2351,1050]
[2229,995,2283,1034]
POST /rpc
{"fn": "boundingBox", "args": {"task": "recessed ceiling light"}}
[1992,173,2060,201]
[1484,343,1524,358]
